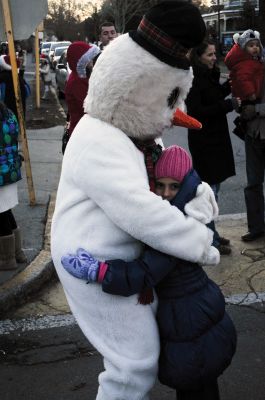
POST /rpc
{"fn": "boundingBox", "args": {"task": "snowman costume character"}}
[51,2,219,399]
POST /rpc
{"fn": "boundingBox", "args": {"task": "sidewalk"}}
[0,77,66,315]
[1,68,265,317]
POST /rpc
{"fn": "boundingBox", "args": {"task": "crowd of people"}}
[1,0,265,399]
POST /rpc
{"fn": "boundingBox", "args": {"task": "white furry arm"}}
[184,182,219,224]
[200,246,220,266]
[71,125,214,264]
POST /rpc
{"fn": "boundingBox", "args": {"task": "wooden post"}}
[1,0,36,205]
[35,24,41,108]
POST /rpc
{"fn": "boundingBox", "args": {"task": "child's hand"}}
[61,248,100,282]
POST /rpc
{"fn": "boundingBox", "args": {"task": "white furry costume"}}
[51,33,218,400]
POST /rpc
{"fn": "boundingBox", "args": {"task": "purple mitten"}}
[61,248,100,282]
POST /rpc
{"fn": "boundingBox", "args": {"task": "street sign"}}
[0,0,48,40]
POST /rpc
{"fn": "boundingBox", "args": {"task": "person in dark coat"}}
[0,54,26,119]
[186,39,241,255]
[61,145,237,400]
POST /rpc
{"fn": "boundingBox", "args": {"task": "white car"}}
[48,41,71,64]
[41,41,55,57]
[50,46,69,70]
[55,49,71,98]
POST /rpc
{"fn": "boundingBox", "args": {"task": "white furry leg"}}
[96,356,156,400]
[56,268,160,400]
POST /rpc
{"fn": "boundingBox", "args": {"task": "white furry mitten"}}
[184,182,219,224]
[201,245,220,266]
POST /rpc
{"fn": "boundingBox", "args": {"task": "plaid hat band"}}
[138,16,188,59]
[129,1,206,69]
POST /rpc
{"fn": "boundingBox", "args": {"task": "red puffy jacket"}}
[224,44,264,101]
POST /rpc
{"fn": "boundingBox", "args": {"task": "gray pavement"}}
[1,305,265,400]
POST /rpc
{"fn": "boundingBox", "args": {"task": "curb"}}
[0,192,57,316]
[52,90,67,120]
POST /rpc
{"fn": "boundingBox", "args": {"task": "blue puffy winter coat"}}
[101,169,237,390]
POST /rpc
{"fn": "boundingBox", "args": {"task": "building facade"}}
[202,0,259,53]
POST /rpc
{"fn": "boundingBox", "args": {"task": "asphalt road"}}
[1,304,265,400]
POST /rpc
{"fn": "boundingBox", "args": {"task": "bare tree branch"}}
[100,0,159,33]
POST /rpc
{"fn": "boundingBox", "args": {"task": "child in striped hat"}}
[61,145,236,400]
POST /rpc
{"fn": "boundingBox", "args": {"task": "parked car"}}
[55,49,71,98]
[50,45,69,70]
[48,41,71,63]
[41,41,54,57]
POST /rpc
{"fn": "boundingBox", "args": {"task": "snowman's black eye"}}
[168,87,180,109]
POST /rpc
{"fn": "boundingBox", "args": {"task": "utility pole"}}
[217,0,222,56]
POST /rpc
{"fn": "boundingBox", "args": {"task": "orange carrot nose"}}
[172,108,202,130]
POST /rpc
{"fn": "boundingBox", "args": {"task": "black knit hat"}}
[129,0,206,69]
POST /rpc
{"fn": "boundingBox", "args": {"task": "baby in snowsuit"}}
[225,29,264,105]
[62,145,237,400]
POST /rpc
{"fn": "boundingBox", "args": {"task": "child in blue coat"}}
[61,145,237,400]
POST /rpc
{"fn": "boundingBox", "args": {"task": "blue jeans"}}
[244,135,265,234]
[207,184,221,248]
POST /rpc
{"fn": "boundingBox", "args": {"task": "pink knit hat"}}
[155,145,192,182]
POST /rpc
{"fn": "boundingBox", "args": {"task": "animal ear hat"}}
[233,29,261,49]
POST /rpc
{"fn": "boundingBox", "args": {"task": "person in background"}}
[225,29,265,242]
[39,56,55,100]
[186,39,241,255]
[0,101,27,270]
[0,54,26,118]
[65,42,101,137]
[238,54,265,242]
[0,42,8,55]
[99,22,117,50]
[15,42,27,79]
[225,29,264,106]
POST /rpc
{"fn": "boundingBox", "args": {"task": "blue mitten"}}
[61,248,100,282]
